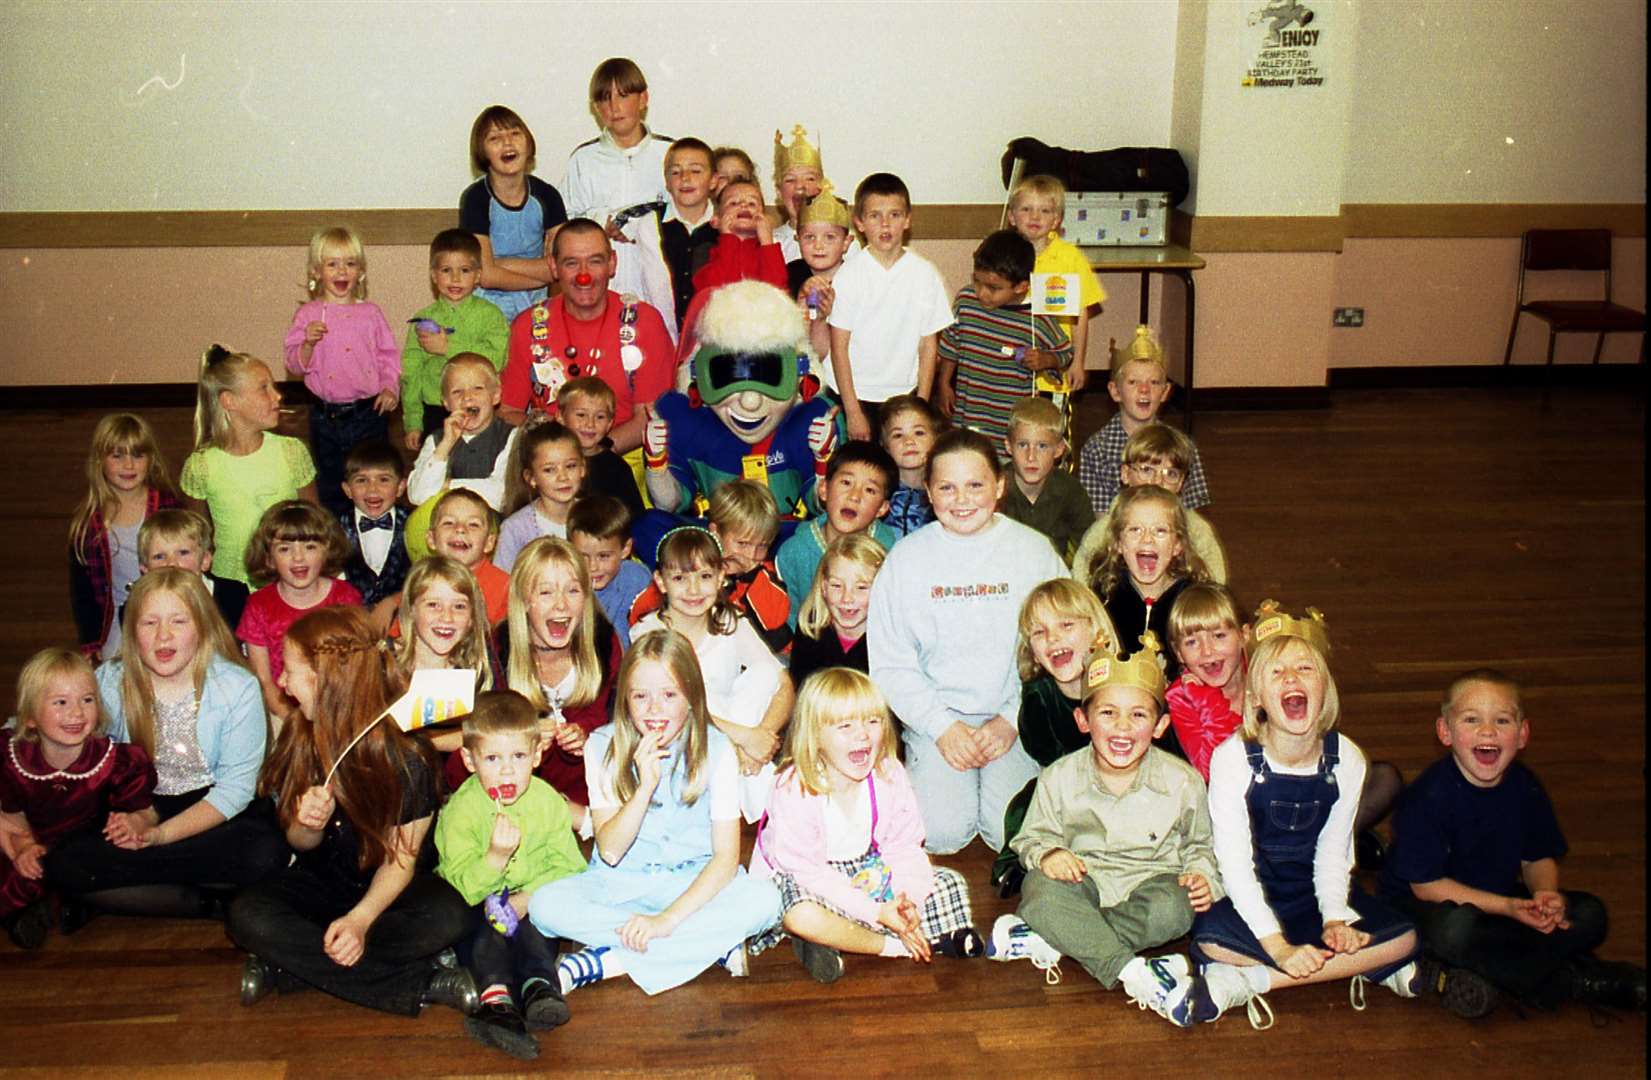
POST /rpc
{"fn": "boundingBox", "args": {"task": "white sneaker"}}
[720,942,749,978]
[1119,955,1197,1028]
[1191,962,1274,1030]
[986,915,1063,984]
[1351,962,1419,1010]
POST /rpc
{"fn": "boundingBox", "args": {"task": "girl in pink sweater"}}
[749,667,983,983]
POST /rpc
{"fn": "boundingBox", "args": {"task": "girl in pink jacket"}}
[749,667,984,983]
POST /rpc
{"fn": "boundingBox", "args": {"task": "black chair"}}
[1502,228,1644,366]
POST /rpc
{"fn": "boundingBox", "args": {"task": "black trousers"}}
[227,866,476,1016]
[460,912,560,995]
[1392,889,1607,1006]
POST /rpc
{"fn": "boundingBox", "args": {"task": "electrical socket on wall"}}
[1333,307,1365,327]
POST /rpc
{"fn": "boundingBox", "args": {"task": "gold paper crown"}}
[1251,599,1331,655]
[797,179,852,231]
[1085,631,1168,704]
[774,124,822,180]
[1114,324,1166,367]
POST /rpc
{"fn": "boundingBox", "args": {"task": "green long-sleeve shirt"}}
[401,293,510,435]
[435,774,585,906]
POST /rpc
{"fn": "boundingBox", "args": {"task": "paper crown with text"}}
[797,180,852,231]
[1085,631,1169,703]
[1251,599,1332,655]
[774,124,822,180]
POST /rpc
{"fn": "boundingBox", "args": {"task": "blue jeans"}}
[310,398,389,518]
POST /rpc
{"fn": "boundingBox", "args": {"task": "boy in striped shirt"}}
[935,230,1071,454]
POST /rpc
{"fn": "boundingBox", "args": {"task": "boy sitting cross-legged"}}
[994,632,1219,1024]
[1380,669,1647,1016]
[436,691,587,1060]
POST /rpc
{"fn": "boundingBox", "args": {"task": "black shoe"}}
[996,864,1026,900]
[1355,829,1388,872]
[931,927,986,959]
[463,1001,539,1061]
[521,978,570,1032]
[792,937,844,984]
[1566,955,1647,1011]
[56,898,94,937]
[240,955,277,1006]
[421,967,480,1015]
[1414,956,1501,1019]
[5,901,49,950]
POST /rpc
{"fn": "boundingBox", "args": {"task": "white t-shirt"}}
[825,248,954,402]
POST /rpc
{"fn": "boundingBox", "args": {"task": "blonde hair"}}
[243,500,350,587]
[395,556,494,692]
[1086,484,1209,602]
[1122,422,1194,472]
[138,509,214,563]
[1008,397,1065,442]
[1008,173,1066,213]
[607,630,709,806]
[1111,325,1169,382]
[1441,668,1524,720]
[1015,579,1118,682]
[504,538,602,712]
[305,226,368,301]
[1167,582,1245,643]
[69,413,174,564]
[655,527,737,636]
[117,569,249,758]
[1240,633,1341,740]
[798,533,886,639]
[14,647,102,746]
[193,345,270,451]
[440,353,502,395]
[780,667,899,797]
[460,690,539,753]
[557,376,616,414]
[707,480,780,544]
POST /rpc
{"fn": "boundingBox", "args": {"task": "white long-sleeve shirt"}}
[1206,732,1366,942]
[406,426,518,511]
[562,128,678,342]
[867,516,1065,741]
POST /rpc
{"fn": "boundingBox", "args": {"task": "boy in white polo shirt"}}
[827,173,954,442]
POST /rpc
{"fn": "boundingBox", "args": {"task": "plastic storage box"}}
[1064,191,1169,247]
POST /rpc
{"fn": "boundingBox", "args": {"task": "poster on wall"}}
[1241,1,1327,89]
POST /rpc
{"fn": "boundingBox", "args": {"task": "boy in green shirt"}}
[436,691,585,1060]
[402,229,510,450]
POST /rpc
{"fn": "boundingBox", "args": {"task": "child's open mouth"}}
[432,625,456,641]
[1281,691,1309,721]
[835,606,864,625]
[153,648,177,665]
[847,748,872,769]
[1134,551,1159,574]
[1106,737,1135,757]
[1472,745,1501,766]
[1049,647,1074,670]
[544,617,572,643]
[289,566,312,581]
[1200,661,1227,682]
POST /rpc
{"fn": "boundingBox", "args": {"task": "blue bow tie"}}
[359,513,394,533]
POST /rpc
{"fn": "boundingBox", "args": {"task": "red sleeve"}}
[1166,678,1241,782]
[237,588,274,649]
[676,290,711,367]
[500,310,535,412]
[108,744,157,813]
[628,304,676,418]
[754,243,787,289]
[692,236,788,293]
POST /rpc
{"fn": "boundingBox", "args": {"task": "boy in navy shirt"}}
[1382,669,1645,1015]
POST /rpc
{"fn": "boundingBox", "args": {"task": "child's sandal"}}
[930,927,985,959]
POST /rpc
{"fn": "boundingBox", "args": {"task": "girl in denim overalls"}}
[527,630,779,994]
[1183,610,1421,1028]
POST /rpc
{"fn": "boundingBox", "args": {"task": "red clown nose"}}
[574,272,593,287]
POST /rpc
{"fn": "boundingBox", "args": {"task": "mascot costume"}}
[635,279,838,565]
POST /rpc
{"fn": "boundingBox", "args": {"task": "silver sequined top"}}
[153,695,213,796]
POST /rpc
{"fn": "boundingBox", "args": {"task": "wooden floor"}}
[0,386,1644,1078]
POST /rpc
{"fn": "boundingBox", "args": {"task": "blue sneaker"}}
[1119,954,1196,1028]
[556,946,611,994]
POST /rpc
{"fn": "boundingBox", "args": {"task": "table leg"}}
[1179,269,1196,434]
[1138,269,1152,325]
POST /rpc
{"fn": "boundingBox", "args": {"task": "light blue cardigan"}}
[96,656,266,820]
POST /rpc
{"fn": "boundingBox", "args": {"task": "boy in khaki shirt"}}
[996,632,1220,1024]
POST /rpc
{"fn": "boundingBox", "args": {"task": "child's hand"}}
[404,429,423,452]
[878,897,931,962]
[1178,872,1214,912]
[1065,361,1087,394]
[323,912,371,967]
[634,729,667,794]
[416,327,449,356]
[1040,848,1087,883]
[295,785,335,831]
[755,214,774,245]
[488,812,522,860]
[604,217,634,245]
[372,389,398,415]
[1320,920,1369,955]
[552,721,588,756]
[934,380,956,418]
[935,721,986,771]
[103,811,157,850]
[617,912,671,952]
[1508,895,1563,933]
[439,411,467,450]
[13,841,45,880]
[843,405,871,444]
[1020,349,1061,373]
[304,320,327,346]
[801,277,836,319]
[973,716,1018,763]
[1530,889,1570,930]
[1269,941,1331,979]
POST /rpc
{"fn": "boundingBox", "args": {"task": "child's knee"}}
[1563,891,1609,947]
[1425,902,1483,962]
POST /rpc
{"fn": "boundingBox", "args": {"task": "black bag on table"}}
[1000,138,1191,208]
